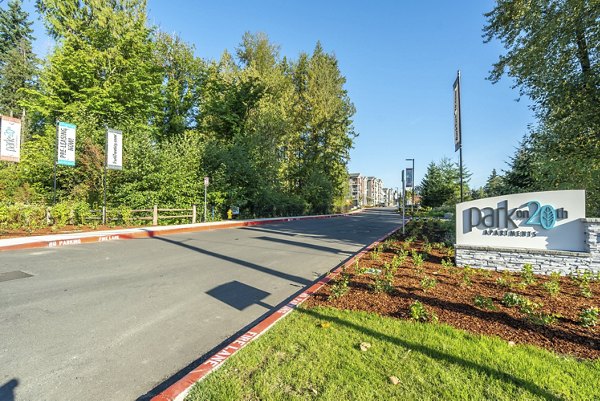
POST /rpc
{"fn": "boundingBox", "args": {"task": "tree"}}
[0,0,37,118]
[483,168,506,197]
[420,158,471,207]
[153,31,203,140]
[485,0,600,215]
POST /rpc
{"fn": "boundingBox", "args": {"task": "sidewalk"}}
[0,212,357,252]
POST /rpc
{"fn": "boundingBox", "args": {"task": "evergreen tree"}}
[485,0,600,215]
[483,168,506,197]
[0,0,37,118]
[420,158,471,207]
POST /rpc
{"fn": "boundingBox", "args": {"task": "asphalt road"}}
[0,208,401,401]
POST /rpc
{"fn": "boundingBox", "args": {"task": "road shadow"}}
[0,379,18,401]
[253,235,353,256]
[206,280,273,310]
[298,308,562,401]
[238,208,403,248]
[151,235,313,286]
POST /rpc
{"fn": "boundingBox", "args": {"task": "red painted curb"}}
[151,223,404,401]
[0,212,360,253]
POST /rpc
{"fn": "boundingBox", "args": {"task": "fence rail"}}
[87,205,199,225]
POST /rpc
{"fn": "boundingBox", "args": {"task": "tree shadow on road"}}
[0,379,18,401]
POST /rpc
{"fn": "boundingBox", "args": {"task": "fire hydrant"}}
[227,208,233,220]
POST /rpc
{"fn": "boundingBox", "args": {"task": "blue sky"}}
[23,0,534,190]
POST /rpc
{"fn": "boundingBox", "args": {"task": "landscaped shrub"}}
[402,218,455,245]
[329,271,350,300]
[571,270,594,298]
[409,301,438,323]
[411,251,424,267]
[51,201,73,227]
[474,295,497,310]
[73,201,91,225]
[501,292,526,308]
[542,272,561,297]
[579,307,598,327]
[521,263,536,285]
[420,276,438,292]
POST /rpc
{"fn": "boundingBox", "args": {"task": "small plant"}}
[572,270,594,298]
[411,250,424,267]
[422,242,432,254]
[446,247,455,258]
[579,307,599,327]
[372,275,394,294]
[528,312,560,326]
[370,247,381,261]
[460,265,474,287]
[354,259,368,276]
[473,295,497,310]
[542,272,561,297]
[441,258,454,268]
[501,292,526,308]
[420,276,438,292]
[409,301,438,323]
[432,242,444,250]
[518,298,541,315]
[390,255,403,271]
[496,270,514,288]
[404,236,415,246]
[329,270,350,300]
[520,263,536,286]
[382,239,395,252]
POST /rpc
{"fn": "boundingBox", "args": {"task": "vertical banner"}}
[57,121,76,166]
[453,71,462,152]
[406,167,414,188]
[106,128,123,170]
[0,116,21,162]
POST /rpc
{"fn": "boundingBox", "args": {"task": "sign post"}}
[104,128,123,224]
[401,170,406,235]
[54,121,77,205]
[453,70,464,202]
[204,176,209,222]
[0,116,21,162]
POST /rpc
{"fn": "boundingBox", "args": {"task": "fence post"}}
[46,207,51,225]
[153,205,158,226]
[192,204,197,224]
[102,206,106,225]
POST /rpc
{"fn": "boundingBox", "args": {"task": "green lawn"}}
[186,307,599,401]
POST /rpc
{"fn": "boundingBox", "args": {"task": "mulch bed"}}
[305,237,600,360]
[0,224,130,239]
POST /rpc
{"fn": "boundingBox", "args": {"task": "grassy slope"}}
[186,306,599,401]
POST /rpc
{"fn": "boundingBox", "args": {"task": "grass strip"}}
[186,306,599,401]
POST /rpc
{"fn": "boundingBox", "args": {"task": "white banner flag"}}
[106,128,123,170]
[57,121,76,166]
[0,116,21,162]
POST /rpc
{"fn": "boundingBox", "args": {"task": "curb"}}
[0,211,362,253]
[150,223,404,401]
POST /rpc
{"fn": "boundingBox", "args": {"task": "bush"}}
[51,201,73,227]
[409,301,438,323]
[474,295,497,310]
[579,307,598,327]
[403,218,455,245]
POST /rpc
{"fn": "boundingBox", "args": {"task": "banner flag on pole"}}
[453,71,462,152]
[0,115,21,162]
[406,167,414,188]
[57,121,76,166]
[106,128,123,170]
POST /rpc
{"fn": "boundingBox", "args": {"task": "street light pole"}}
[406,158,415,213]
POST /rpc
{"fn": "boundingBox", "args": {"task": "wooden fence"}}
[89,205,200,225]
